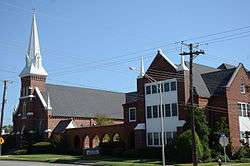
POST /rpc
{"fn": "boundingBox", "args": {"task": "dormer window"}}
[240,79,246,94]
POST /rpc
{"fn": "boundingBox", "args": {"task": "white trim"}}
[19,95,35,99]
[134,123,145,130]
[44,129,52,133]
[157,49,178,70]
[35,87,47,108]
[226,64,242,87]
[27,112,34,116]
[129,107,136,122]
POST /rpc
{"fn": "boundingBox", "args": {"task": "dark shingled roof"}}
[125,92,137,103]
[53,119,72,133]
[43,84,126,119]
[217,63,236,70]
[202,68,236,96]
[185,62,219,98]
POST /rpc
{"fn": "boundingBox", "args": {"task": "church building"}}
[13,13,126,144]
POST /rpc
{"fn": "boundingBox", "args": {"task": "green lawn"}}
[0,154,250,166]
[0,154,161,166]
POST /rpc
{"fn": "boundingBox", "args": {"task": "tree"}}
[210,117,230,157]
[183,107,211,160]
[95,113,113,126]
[2,124,13,134]
[176,130,204,162]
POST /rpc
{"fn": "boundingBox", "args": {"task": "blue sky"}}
[0,0,250,125]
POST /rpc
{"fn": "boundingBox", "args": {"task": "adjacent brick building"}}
[123,50,250,152]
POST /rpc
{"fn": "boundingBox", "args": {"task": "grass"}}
[0,154,161,166]
[0,154,250,166]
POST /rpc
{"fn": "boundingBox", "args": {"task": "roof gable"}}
[146,49,177,75]
[202,68,236,96]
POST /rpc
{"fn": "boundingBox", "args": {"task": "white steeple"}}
[138,56,145,78]
[178,55,189,71]
[19,12,48,77]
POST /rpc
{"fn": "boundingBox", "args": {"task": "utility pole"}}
[180,43,205,166]
[0,80,8,156]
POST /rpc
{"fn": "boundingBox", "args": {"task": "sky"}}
[0,0,250,125]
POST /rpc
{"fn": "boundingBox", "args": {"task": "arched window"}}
[92,135,100,148]
[113,133,120,142]
[102,134,111,143]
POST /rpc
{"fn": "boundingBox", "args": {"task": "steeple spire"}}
[138,56,145,78]
[19,12,47,77]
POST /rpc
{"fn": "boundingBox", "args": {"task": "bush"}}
[136,147,161,159]
[28,141,53,154]
[50,134,69,154]
[14,149,28,155]
[99,141,125,156]
[176,130,203,163]
[233,146,250,159]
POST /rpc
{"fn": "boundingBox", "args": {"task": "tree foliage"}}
[183,107,211,160]
[2,124,13,133]
[176,130,204,162]
[95,113,113,126]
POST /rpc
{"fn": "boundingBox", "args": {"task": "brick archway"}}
[102,134,111,143]
[83,135,90,149]
[92,135,100,148]
[65,124,134,150]
[112,133,120,142]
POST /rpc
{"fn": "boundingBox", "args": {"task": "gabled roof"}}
[202,68,236,95]
[53,119,75,133]
[185,62,219,97]
[42,84,125,119]
[217,63,236,70]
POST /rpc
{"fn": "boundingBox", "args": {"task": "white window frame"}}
[129,107,136,122]
[238,102,248,117]
[240,79,246,94]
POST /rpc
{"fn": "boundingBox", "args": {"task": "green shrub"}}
[233,146,250,159]
[14,149,28,155]
[99,141,125,156]
[50,134,69,154]
[176,130,204,163]
[136,147,161,159]
[122,149,138,158]
[28,141,53,154]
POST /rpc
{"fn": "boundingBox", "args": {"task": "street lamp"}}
[129,67,165,166]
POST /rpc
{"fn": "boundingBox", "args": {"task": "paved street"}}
[0,160,91,166]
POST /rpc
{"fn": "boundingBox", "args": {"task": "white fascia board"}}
[158,49,178,70]
[226,64,242,88]
[66,120,76,129]
[134,123,145,130]
[35,87,47,108]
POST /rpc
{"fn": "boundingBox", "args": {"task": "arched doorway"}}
[92,135,100,148]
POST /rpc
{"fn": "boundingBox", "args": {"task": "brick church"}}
[13,14,125,143]
[13,13,250,152]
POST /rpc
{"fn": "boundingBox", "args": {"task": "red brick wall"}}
[65,124,134,150]
[226,67,249,152]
